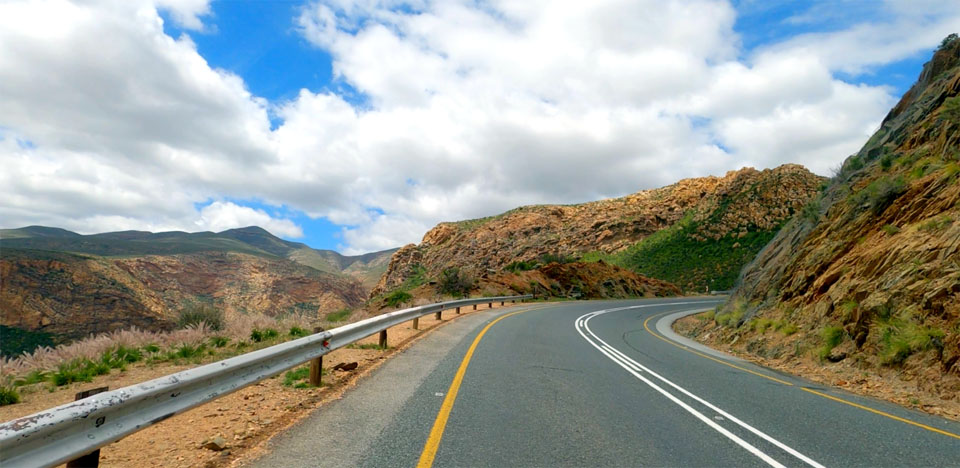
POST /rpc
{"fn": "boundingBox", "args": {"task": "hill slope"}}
[0,226,393,347]
[693,36,960,403]
[372,164,824,296]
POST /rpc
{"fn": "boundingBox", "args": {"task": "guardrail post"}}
[473,304,477,310]
[488,301,493,308]
[435,309,442,320]
[456,306,461,314]
[379,330,387,348]
[412,317,419,330]
[309,355,323,387]
[500,300,504,306]
[66,387,109,468]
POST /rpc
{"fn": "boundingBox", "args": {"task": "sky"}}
[1,1,958,254]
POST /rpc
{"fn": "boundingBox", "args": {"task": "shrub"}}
[177,304,224,331]
[172,343,206,359]
[143,343,161,353]
[385,290,413,308]
[0,386,20,406]
[209,336,230,348]
[942,96,960,122]
[504,260,539,273]
[250,328,280,343]
[877,312,946,365]
[800,199,821,223]
[100,345,142,369]
[439,267,473,297]
[325,308,351,322]
[881,224,900,236]
[289,326,309,337]
[880,152,895,171]
[849,176,906,215]
[817,326,846,361]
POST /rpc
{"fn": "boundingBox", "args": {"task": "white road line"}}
[574,303,824,468]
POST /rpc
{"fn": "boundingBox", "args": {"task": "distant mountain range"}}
[0,226,396,348]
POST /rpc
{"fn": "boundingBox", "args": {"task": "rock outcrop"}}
[372,164,824,296]
[696,36,960,400]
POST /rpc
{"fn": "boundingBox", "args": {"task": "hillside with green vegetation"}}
[582,212,781,293]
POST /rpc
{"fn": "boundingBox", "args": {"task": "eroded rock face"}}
[709,37,960,392]
[0,250,367,340]
[371,164,823,297]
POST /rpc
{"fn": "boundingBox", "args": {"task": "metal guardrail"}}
[0,294,531,468]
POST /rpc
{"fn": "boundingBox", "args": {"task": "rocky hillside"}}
[0,226,388,346]
[695,36,960,401]
[373,164,824,296]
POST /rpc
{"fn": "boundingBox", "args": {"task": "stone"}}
[202,436,228,452]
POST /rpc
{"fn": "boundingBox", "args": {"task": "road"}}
[251,298,960,467]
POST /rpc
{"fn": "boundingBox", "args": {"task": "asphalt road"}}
[251,298,960,467]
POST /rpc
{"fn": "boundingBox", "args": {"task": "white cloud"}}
[1,0,958,253]
[196,201,303,238]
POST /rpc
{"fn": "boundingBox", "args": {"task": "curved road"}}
[252,298,960,467]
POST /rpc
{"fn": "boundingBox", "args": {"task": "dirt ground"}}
[0,302,521,468]
[674,313,960,422]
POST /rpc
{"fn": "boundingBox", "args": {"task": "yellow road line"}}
[800,388,960,440]
[642,312,794,386]
[643,309,960,440]
[417,306,537,468]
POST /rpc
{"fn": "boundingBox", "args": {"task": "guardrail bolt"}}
[456,306,461,314]
[379,330,388,348]
[412,317,419,330]
[66,387,109,468]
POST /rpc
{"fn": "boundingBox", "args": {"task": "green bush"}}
[289,326,309,337]
[209,336,230,348]
[880,152,895,171]
[817,326,845,361]
[0,386,20,406]
[439,267,473,297]
[877,312,946,365]
[800,199,821,223]
[385,290,413,308]
[250,328,280,343]
[881,224,900,236]
[171,343,206,359]
[919,215,954,232]
[177,303,224,331]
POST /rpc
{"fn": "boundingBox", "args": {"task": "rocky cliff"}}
[0,226,385,342]
[692,36,960,402]
[373,164,824,296]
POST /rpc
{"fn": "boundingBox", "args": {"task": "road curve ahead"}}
[252,298,960,468]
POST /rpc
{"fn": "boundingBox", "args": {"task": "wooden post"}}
[66,387,109,468]
[309,355,323,387]
[500,301,504,306]
[473,304,477,310]
[456,306,461,314]
[412,317,419,330]
[379,330,387,348]
[435,310,442,320]
[489,302,493,308]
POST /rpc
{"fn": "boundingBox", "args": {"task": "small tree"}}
[439,267,473,297]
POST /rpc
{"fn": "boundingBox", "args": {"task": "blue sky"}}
[1,0,956,253]
[175,0,931,250]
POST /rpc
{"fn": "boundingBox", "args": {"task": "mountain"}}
[696,36,960,400]
[0,226,395,344]
[372,164,825,297]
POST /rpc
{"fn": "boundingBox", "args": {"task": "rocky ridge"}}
[0,226,387,344]
[373,164,824,296]
[691,36,960,404]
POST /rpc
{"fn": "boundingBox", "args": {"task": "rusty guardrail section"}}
[0,294,531,468]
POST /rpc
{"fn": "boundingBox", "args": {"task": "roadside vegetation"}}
[0,310,327,407]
